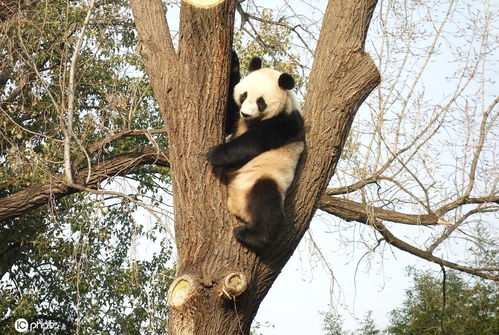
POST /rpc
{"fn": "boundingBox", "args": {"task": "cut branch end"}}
[182,0,225,8]
[168,275,197,308]
[220,272,247,300]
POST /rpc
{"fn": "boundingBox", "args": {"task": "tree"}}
[1,0,497,334]
[321,310,381,335]
[322,310,346,335]
[357,311,380,335]
[1,1,173,333]
[318,0,498,281]
[388,268,498,334]
[130,0,378,333]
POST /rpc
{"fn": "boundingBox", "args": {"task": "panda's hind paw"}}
[234,226,270,255]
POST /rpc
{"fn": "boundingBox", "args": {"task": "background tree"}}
[388,268,498,335]
[356,311,380,335]
[322,310,381,335]
[1,1,173,333]
[322,310,347,335]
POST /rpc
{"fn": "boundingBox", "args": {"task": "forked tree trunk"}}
[131,0,380,334]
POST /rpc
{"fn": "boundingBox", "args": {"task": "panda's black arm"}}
[208,111,304,167]
[224,51,241,135]
[207,137,262,167]
[260,110,305,148]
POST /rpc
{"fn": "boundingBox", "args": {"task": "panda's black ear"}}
[248,57,262,72]
[278,73,295,90]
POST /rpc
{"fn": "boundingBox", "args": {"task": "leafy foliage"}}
[234,9,304,91]
[387,269,499,335]
[322,310,347,335]
[356,311,380,335]
[1,1,173,333]
[1,195,174,334]
[0,0,164,195]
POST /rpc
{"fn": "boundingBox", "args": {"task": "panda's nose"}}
[241,112,251,119]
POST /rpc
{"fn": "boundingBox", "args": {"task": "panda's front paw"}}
[207,144,228,166]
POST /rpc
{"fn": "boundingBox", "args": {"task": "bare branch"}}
[464,97,499,197]
[64,0,96,184]
[326,175,380,196]
[318,195,498,281]
[72,128,168,168]
[426,207,488,254]
[236,3,314,55]
[327,106,445,197]
[436,195,499,216]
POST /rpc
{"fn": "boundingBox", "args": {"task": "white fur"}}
[227,141,304,222]
[233,68,300,121]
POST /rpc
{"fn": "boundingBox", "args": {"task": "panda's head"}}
[233,57,299,124]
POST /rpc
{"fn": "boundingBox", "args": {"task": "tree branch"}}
[326,175,381,195]
[64,0,96,185]
[318,195,498,281]
[0,146,169,221]
[72,128,167,168]
[319,196,450,226]
[130,0,177,119]
[436,196,499,216]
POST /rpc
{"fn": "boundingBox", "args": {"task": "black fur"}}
[225,51,241,135]
[278,73,295,90]
[248,57,262,72]
[207,110,304,167]
[239,91,247,104]
[233,178,285,253]
[256,97,267,112]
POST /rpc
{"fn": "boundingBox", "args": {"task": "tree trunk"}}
[131,0,380,334]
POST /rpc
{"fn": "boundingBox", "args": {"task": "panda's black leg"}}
[233,226,269,254]
[233,178,285,255]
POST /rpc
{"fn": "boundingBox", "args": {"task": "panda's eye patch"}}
[239,92,248,104]
[256,97,267,112]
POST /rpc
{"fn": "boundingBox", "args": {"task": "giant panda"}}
[207,55,305,254]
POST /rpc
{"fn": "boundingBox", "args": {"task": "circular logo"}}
[14,318,29,332]
[182,0,225,8]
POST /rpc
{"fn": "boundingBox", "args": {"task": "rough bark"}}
[132,0,380,334]
[319,196,450,226]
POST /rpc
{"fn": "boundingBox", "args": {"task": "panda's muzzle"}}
[241,113,260,125]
